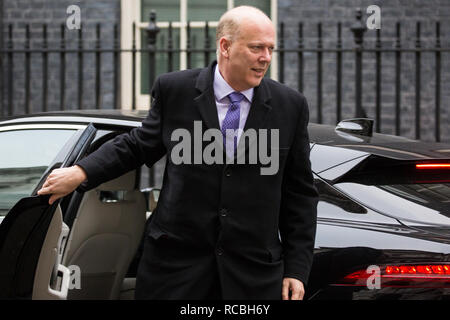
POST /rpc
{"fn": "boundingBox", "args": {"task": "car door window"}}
[0,128,79,218]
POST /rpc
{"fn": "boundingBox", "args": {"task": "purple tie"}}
[222,92,245,154]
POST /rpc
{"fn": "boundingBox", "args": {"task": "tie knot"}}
[228,92,245,104]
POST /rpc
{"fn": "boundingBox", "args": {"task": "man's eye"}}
[251,46,274,52]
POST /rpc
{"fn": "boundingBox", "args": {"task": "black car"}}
[0,111,449,300]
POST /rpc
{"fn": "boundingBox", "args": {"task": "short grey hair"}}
[216,13,241,44]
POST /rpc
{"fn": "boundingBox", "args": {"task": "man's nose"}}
[259,48,272,62]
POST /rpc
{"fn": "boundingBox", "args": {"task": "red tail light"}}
[383,264,450,278]
[414,163,450,183]
[337,264,450,288]
[416,164,450,169]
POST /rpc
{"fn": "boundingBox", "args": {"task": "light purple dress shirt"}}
[213,65,254,157]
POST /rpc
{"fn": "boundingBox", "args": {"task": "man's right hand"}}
[37,165,87,205]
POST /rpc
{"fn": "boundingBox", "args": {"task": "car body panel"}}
[310,143,369,174]
[334,182,450,227]
[309,123,450,161]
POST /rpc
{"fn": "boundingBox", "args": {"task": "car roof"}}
[0,110,147,127]
[1,110,449,161]
[309,123,450,161]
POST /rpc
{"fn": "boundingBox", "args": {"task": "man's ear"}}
[219,37,231,59]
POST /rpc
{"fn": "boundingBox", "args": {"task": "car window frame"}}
[0,124,87,217]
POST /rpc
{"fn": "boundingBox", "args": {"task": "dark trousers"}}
[134,236,222,300]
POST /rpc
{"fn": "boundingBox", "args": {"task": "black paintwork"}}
[0,195,55,299]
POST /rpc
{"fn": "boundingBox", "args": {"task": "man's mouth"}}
[251,68,265,75]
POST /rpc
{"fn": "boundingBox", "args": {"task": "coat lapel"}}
[242,79,272,132]
[235,79,272,159]
[194,61,221,131]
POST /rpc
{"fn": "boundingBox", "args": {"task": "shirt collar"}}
[213,65,254,103]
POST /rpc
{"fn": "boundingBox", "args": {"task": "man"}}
[37,6,318,300]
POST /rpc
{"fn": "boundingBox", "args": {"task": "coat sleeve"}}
[75,77,166,191]
[279,94,318,285]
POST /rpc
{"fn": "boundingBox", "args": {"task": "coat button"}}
[220,208,228,217]
[225,170,231,177]
[216,247,224,256]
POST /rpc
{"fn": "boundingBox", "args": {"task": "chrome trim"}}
[98,190,127,203]
[335,118,374,137]
[0,116,142,128]
[0,123,86,132]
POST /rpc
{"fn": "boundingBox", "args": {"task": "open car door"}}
[0,124,97,299]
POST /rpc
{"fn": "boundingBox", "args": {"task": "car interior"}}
[63,169,146,299]
[31,169,148,300]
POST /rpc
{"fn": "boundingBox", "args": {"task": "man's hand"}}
[37,165,87,205]
[282,278,305,300]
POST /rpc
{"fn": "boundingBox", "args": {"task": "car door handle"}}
[98,190,127,203]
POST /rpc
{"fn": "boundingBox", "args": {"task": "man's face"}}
[221,19,275,91]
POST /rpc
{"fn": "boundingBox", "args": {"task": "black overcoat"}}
[76,61,318,299]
